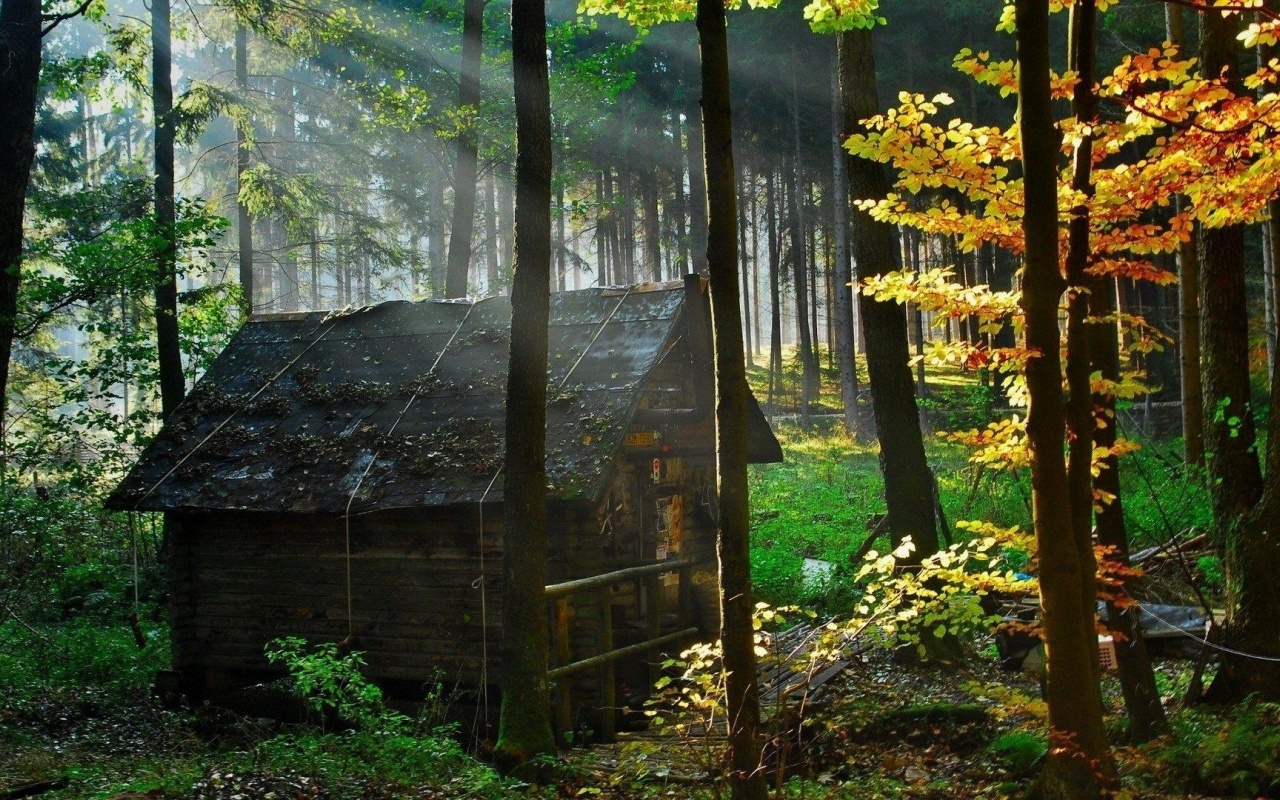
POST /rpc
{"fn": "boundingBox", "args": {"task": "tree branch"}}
[1160,0,1280,20]
[41,0,95,36]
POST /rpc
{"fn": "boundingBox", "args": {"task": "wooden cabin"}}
[106,278,782,734]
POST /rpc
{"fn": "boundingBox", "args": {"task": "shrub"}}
[988,731,1047,777]
[1159,702,1280,797]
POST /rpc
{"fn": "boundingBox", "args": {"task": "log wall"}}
[171,502,596,687]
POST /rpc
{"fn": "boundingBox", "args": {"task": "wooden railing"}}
[544,558,701,743]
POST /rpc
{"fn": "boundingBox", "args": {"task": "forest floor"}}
[0,641,1245,800]
[0,376,1261,800]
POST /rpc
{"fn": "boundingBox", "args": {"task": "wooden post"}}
[554,596,572,746]
[678,563,693,630]
[596,586,616,742]
[645,573,662,693]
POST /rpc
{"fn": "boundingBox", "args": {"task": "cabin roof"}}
[107,282,782,515]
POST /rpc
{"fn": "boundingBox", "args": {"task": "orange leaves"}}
[1095,544,1144,609]
[954,49,1018,97]
[1086,258,1177,287]
[1099,40,1280,229]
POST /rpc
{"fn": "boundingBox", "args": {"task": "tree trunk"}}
[750,172,761,355]
[1070,0,1172,737]
[1198,10,1264,526]
[767,172,782,414]
[486,173,500,294]
[235,24,254,314]
[687,99,709,275]
[596,170,609,285]
[555,183,566,292]
[1063,0,1102,714]
[622,162,637,283]
[790,64,820,405]
[786,154,814,427]
[738,162,754,367]
[1067,0,1167,742]
[153,0,184,419]
[445,0,484,299]
[838,28,937,563]
[495,0,555,767]
[310,221,320,308]
[672,110,690,277]
[695,0,766,796]
[1015,1,1115,795]
[644,169,662,282]
[831,56,859,436]
[0,0,42,419]
[428,170,446,297]
[1198,4,1280,704]
[1178,209,1203,464]
[907,229,928,397]
[808,204,820,374]
[501,164,514,275]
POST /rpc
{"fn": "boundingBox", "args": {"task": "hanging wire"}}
[1133,601,1280,663]
[471,469,502,744]
[128,512,140,618]
[469,286,635,742]
[130,320,340,511]
[340,304,479,639]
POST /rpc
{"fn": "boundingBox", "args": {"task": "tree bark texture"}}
[687,99,709,275]
[1198,9,1263,524]
[1178,212,1203,465]
[428,171,446,296]
[235,24,254,314]
[1068,0,1166,741]
[767,174,782,412]
[153,0,184,420]
[831,57,859,438]
[495,0,555,765]
[738,163,754,367]
[829,64,860,432]
[485,174,499,293]
[1192,0,1280,704]
[1064,0,1102,681]
[837,28,937,563]
[1015,1,1115,795]
[786,155,814,426]
[445,0,485,299]
[1198,12,1280,703]
[644,169,662,282]
[695,0,766,796]
[1092,275,1170,737]
[0,0,42,418]
[672,110,690,276]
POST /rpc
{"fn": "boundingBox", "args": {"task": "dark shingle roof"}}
[107,283,781,514]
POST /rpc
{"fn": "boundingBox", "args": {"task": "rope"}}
[471,469,502,743]
[1133,601,1280,664]
[557,287,634,390]
[130,320,340,511]
[129,512,140,617]
[341,304,477,638]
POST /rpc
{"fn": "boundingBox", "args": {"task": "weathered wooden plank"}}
[545,558,698,598]
[189,615,504,638]
[191,565,504,588]
[188,653,490,683]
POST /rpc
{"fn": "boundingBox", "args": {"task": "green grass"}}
[748,414,1213,610]
[747,424,1038,610]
